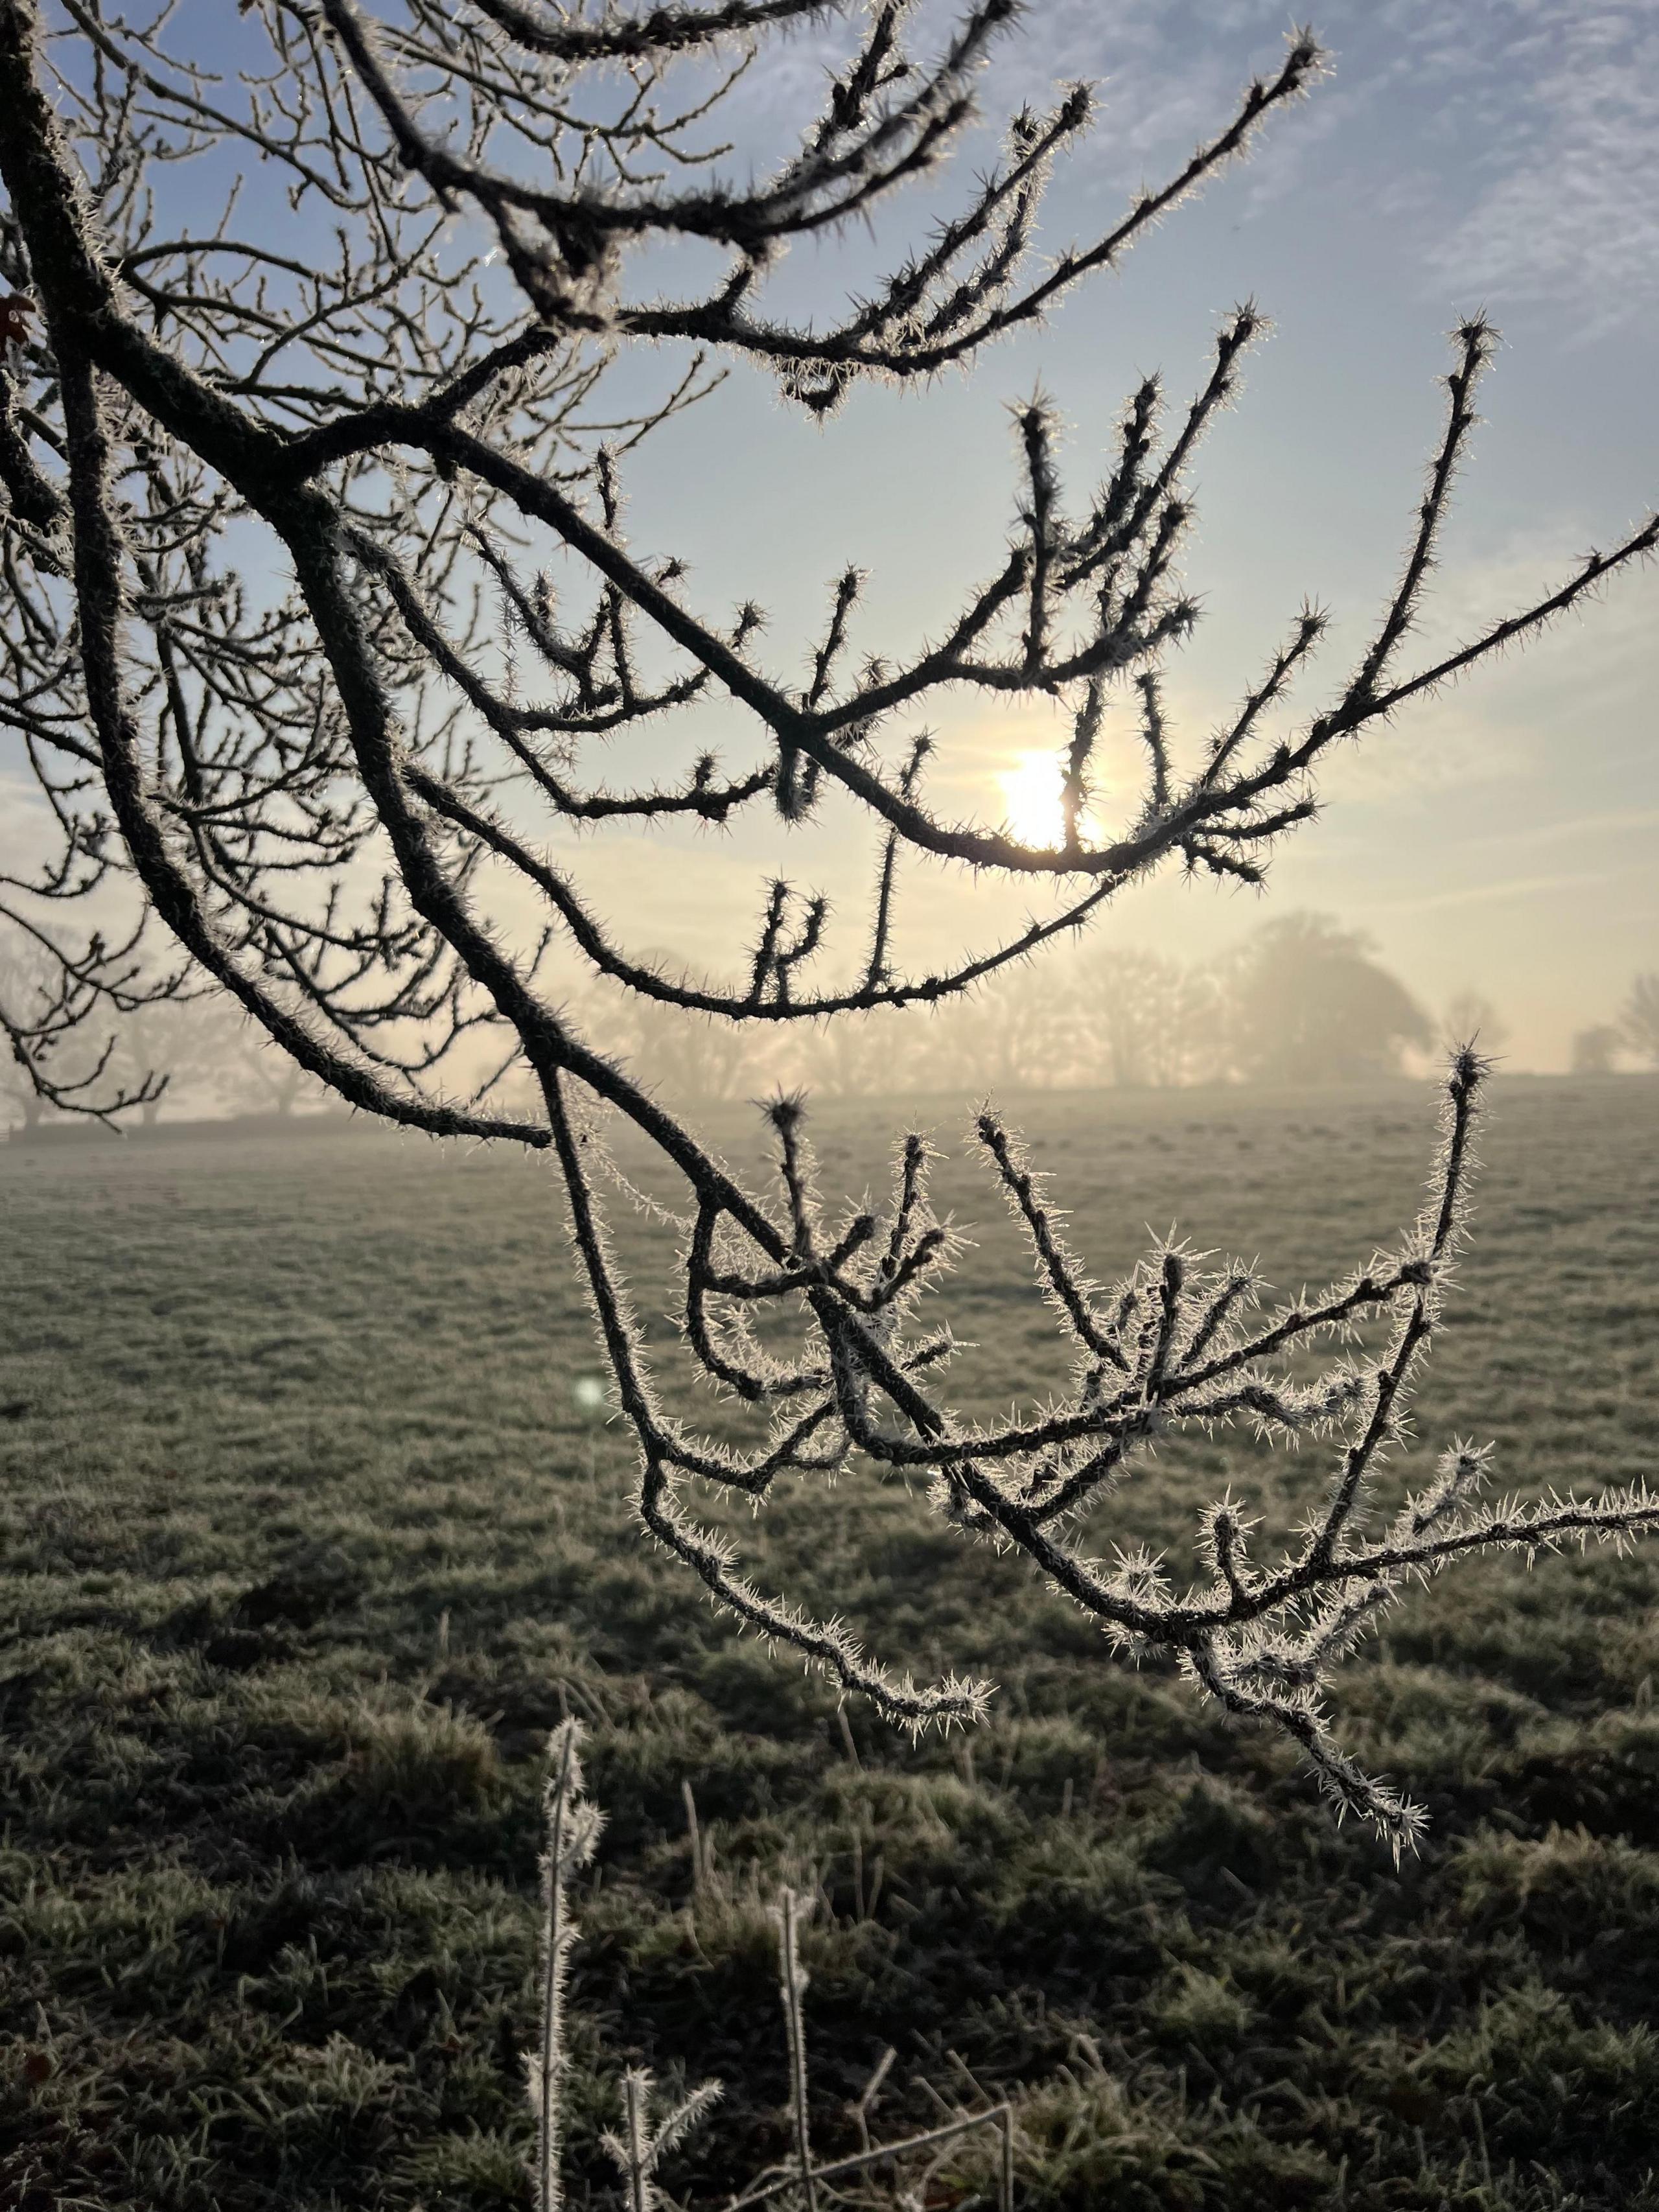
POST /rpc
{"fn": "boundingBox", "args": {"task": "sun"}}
[999,751,1080,850]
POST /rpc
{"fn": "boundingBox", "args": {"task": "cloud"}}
[1039,2,1659,329]
[1415,7,1659,331]
[848,3,1659,331]
[1461,806,1659,857]
[1371,867,1612,914]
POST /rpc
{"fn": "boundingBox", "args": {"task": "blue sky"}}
[547,0,1658,1067]
[8,1,1653,1071]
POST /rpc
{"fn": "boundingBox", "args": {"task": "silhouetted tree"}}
[1,933,165,1128]
[913,964,1072,1093]
[1572,1023,1624,1076]
[1443,989,1509,1058]
[1074,945,1222,1088]
[107,995,240,1123]
[1618,973,1659,1068]
[216,1023,332,1117]
[1,943,55,1132]
[1225,914,1432,1086]
[783,1007,910,1100]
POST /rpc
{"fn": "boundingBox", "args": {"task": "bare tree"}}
[3,0,1658,1848]
[1,939,62,1132]
[1074,944,1221,1089]
[1,902,169,1128]
[1571,1023,1624,1077]
[215,1016,334,1117]
[572,955,762,1104]
[1618,973,1659,1068]
[106,991,240,1121]
[1223,913,1432,1087]
[1442,988,1509,1060]
[781,1003,909,1100]
[910,960,1072,1093]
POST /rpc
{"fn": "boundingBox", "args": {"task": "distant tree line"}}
[1,942,328,1130]
[560,913,1474,1103]
[6,924,1654,1130]
[554,923,1659,1107]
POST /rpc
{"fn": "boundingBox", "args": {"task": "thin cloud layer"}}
[1420,6,1659,329]
[750,1,1659,330]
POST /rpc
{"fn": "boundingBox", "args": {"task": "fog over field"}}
[3,1077,1657,2206]
[3,1,1657,2206]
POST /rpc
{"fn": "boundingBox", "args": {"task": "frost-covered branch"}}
[2,0,1654,1843]
[552,1052,1659,1854]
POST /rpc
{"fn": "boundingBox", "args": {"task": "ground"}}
[1,1075,1656,2210]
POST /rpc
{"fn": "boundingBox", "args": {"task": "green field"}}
[3,1076,1657,2211]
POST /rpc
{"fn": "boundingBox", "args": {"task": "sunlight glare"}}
[999,751,1087,850]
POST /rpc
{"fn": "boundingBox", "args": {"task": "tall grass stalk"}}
[529,1721,601,2212]
[526,1729,1017,2208]
[776,1888,817,2212]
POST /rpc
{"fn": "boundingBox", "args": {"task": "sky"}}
[532,0,1659,1071]
[6,0,1656,1076]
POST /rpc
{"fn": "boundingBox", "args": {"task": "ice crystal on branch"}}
[2,1,1655,1840]
[602,1051,1659,1852]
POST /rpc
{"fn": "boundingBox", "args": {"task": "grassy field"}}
[2,1075,1657,2211]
